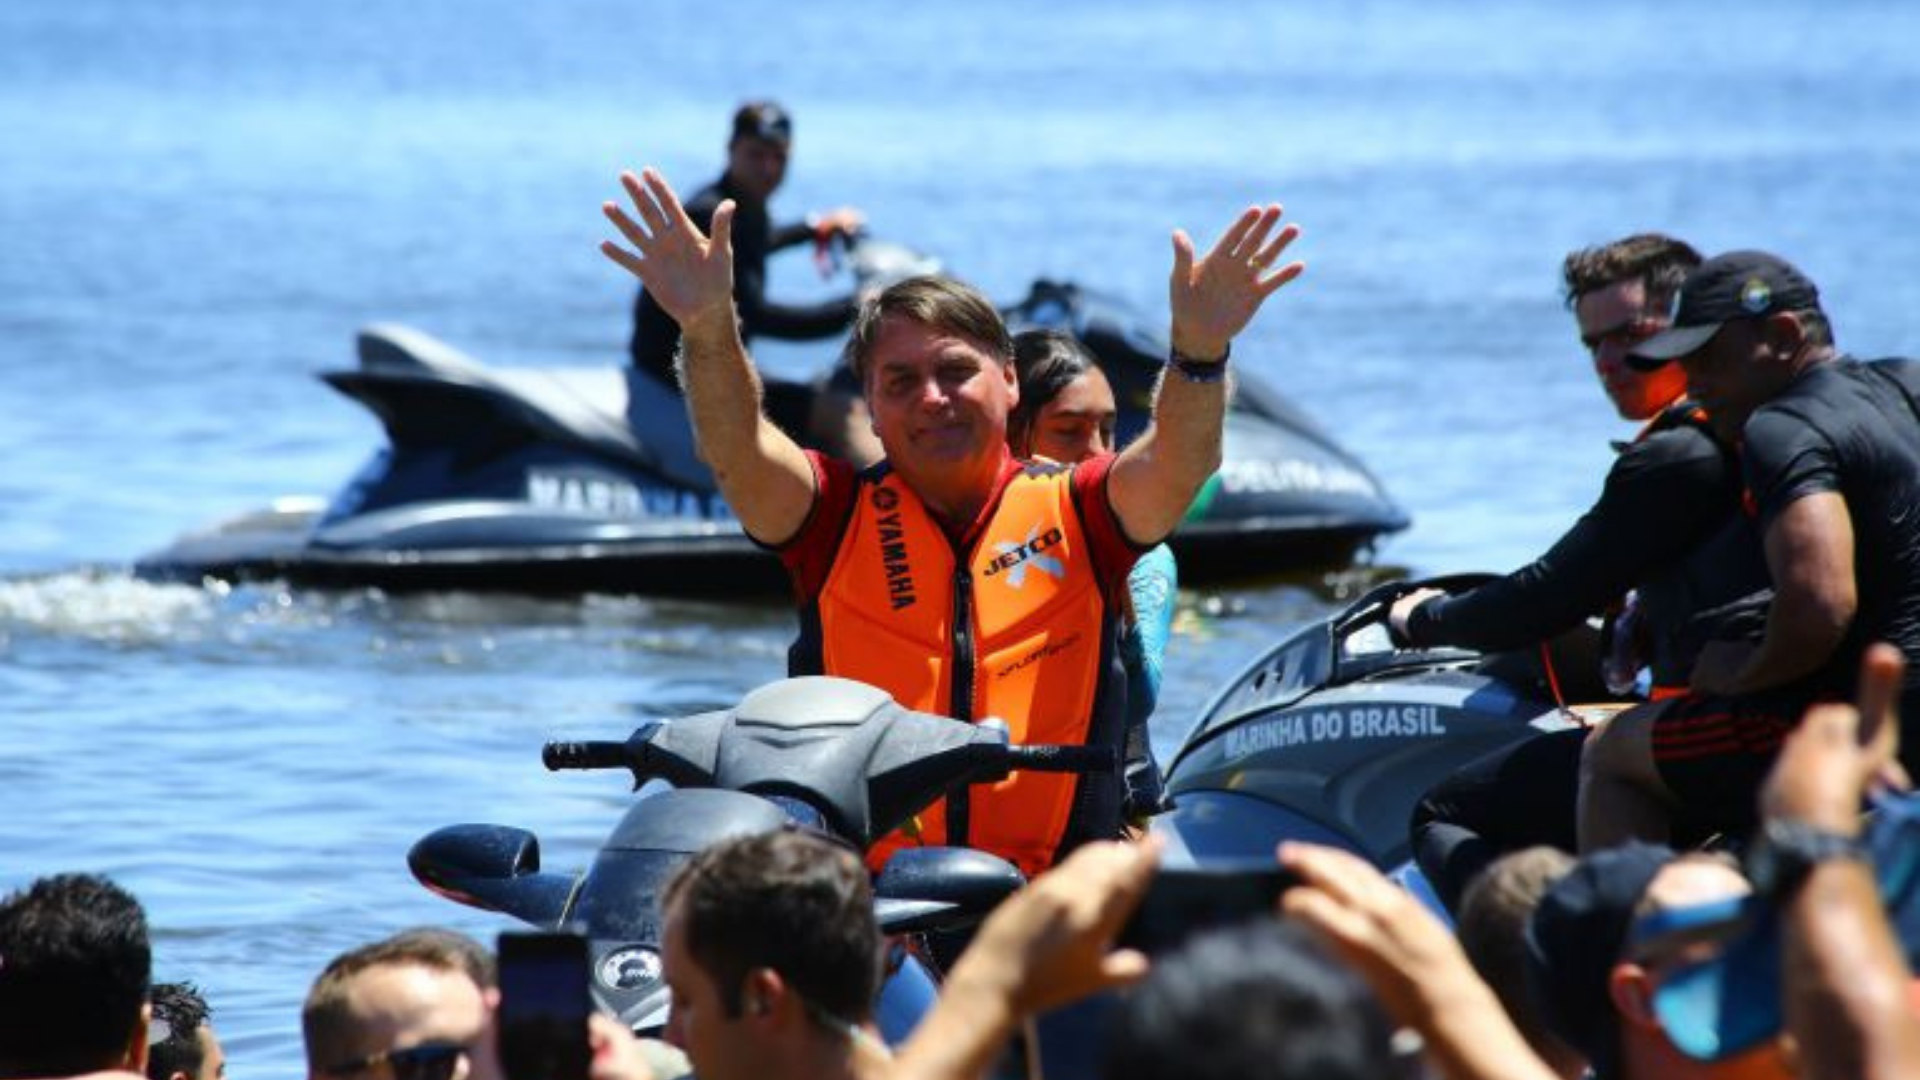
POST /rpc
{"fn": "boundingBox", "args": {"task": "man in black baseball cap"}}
[1575,250,1920,854]
[1625,251,1823,374]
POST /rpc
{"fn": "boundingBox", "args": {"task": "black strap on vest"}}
[947,788,970,848]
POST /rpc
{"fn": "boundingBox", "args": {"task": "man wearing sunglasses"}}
[1393,235,1771,909]
[303,929,501,1080]
[1579,251,1920,851]
[304,929,675,1080]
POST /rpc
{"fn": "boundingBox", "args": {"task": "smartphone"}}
[1117,863,1299,955]
[497,931,592,1080]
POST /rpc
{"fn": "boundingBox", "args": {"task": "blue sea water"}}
[3,0,1919,1074]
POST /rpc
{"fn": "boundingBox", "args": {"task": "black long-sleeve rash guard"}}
[1404,405,1761,686]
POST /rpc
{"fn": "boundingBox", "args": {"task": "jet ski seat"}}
[353,324,716,493]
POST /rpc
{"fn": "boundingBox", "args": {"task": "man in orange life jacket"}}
[602,168,1304,876]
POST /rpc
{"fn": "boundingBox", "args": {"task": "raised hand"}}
[1168,204,1305,361]
[1278,840,1467,1028]
[601,168,738,336]
[949,836,1160,1017]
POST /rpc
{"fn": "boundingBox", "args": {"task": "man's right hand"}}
[601,168,739,338]
[1388,587,1444,641]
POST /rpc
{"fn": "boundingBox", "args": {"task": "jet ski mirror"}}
[408,824,573,927]
[874,846,1026,933]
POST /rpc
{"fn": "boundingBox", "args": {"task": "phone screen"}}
[1117,863,1299,955]
[497,931,592,1080]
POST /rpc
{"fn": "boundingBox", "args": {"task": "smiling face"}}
[864,314,1017,520]
[1021,366,1117,463]
[1574,277,1690,421]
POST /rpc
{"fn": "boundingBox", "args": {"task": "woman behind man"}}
[1008,330,1175,824]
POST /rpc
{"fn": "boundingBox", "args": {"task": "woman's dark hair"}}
[1008,329,1102,453]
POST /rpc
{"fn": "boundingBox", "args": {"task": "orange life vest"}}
[791,461,1128,877]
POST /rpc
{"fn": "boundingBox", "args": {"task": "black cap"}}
[731,100,792,147]
[1627,251,1822,369]
[1524,842,1677,1080]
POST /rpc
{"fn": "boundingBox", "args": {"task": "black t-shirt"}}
[1741,357,1920,696]
[1407,403,1768,688]
[628,174,858,387]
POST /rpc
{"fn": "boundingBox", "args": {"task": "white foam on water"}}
[0,568,220,644]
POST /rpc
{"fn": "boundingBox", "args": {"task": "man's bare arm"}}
[1109,205,1304,545]
[1767,645,1920,1080]
[889,839,1159,1080]
[1280,842,1562,1080]
[1695,491,1856,694]
[601,168,816,545]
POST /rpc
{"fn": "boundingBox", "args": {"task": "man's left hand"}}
[811,206,866,239]
[1167,204,1304,361]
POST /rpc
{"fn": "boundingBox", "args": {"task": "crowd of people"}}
[7,97,1919,1080]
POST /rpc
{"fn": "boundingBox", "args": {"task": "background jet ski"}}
[136,237,1409,596]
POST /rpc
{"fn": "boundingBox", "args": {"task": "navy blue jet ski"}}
[135,239,1407,596]
[1149,576,1614,899]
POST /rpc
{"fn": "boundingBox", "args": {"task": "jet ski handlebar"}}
[995,743,1117,774]
[539,736,1115,779]
[542,740,630,772]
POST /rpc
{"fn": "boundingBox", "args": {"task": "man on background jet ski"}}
[601,166,1302,877]
[628,100,876,460]
[1386,235,1771,909]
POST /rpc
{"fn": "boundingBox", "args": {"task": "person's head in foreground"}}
[301,928,499,1080]
[0,873,152,1080]
[659,830,884,1080]
[1105,918,1402,1080]
[1526,842,1790,1080]
[146,983,224,1080]
[1456,847,1585,1080]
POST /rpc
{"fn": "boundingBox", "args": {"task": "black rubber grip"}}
[1004,744,1118,774]
[541,741,630,771]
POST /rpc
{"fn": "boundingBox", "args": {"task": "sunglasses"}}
[1580,315,1667,354]
[325,1041,469,1080]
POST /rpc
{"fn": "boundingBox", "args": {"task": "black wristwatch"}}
[1743,818,1867,899]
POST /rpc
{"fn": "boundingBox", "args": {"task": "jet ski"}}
[136,239,1409,596]
[1149,576,1616,893]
